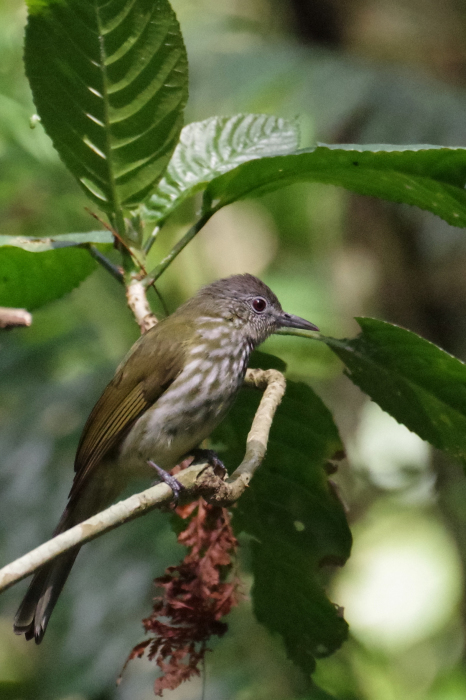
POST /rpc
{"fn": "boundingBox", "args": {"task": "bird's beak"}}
[277,312,319,332]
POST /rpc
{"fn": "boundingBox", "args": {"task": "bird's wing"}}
[70,320,189,499]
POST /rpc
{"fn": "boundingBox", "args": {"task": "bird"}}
[13,273,319,643]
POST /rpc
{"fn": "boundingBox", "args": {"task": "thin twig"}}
[144,212,212,286]
[85,208,146,276]
[0,307,32,329]
[143,223,161,255]
[275,327,320,339]
[0,368,285,594]
[87,245,124,283]
[149,282,169,318]
[226,368,287,490]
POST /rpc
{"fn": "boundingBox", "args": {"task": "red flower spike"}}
[123,498,242,696]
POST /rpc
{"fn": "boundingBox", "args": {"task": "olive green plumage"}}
[14,274,318,643]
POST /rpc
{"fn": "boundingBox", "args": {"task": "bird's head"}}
[179,274,319,347]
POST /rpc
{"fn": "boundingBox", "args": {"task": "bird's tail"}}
[14,462,120,643]
[13,542,79,643]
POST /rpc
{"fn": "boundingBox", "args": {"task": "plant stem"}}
[143,223,161,255]
[275,327,320,339]
[126,278,158,333]
[87,245,124,283]
[144,212,213,285]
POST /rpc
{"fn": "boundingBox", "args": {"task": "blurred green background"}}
[3,0,466,698]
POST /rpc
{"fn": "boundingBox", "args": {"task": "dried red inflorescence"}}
[124,498,242,696]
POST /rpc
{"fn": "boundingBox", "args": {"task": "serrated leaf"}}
[0,246,97,310]
[212,351,351,675]
[24,0,188,211]
[324,318,466,464]
[0,231,114,252]
[143,114,300,221]
[203,144,466,228]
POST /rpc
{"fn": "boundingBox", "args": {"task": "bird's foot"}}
[190,448,228,478]
[147,460,184,504]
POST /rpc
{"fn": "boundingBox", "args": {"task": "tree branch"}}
[0,367,285,595]
[0,307,32,329]
[126,278,158,332]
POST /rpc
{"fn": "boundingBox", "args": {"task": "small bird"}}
[14,274,318,643]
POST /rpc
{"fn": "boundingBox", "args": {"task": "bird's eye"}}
[251,297,267,313]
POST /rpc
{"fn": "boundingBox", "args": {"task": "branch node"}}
[195,467,233,506]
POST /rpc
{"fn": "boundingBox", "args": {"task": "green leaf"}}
[324,318,466,464]
[143,114,300,222]
[203,144,466,228]
[0,247,97,310]
[212,351,351,675]
[24,0,188,211]
[0,231,114,252]
[302,683,343,700]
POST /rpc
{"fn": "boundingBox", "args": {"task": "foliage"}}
[24,0,188,213]
[324,319,466,466]
[214,351,351,674]
[3,0,466,697]
[203,144,466,228]
[0,232,113,307]
[144,114,300,223]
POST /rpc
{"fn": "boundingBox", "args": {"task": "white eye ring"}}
[251,297,267,313]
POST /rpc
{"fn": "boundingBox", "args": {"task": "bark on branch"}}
[126,278,158,333]
[0,307,32,329]
[0,367,286,595]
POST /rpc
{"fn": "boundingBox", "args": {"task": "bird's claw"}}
[147,460,184,504]
[190,448,227,477]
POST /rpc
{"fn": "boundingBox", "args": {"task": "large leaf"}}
[0,232,114,309]
[202,144,466,228]
[0,246,98,310]
[144,114,300,222]
[324,318,466,464]
[24,0,188,211]
[212,351,351,675]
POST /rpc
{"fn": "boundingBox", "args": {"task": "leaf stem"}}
[143,223,162,255]
[144,212,213,285]
[94,14,125,239]
[274,327,321,339]
[86,245,124,283]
